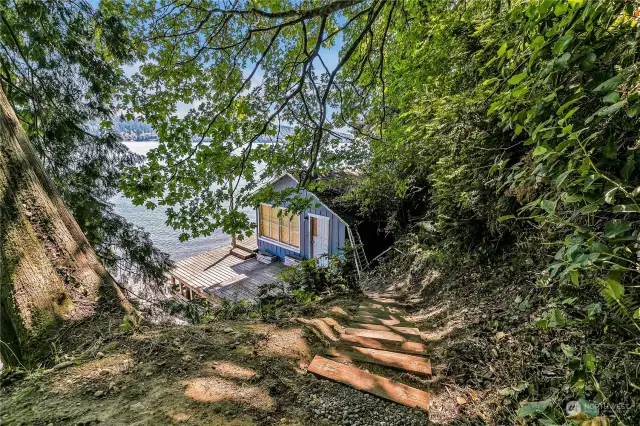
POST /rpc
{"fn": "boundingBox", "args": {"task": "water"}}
[113,142,254,261]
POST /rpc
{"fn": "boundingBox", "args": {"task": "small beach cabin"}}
[168,171,372,304]
[256,173,357,267]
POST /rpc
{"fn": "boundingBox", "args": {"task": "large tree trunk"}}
[0,88,131,368]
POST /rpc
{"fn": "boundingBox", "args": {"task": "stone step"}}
[230,247,256,260]
[327,346,431,377]
[339,334,428,356]
[308,356,429,411]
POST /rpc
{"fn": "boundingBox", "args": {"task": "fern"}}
[600,276,640,333]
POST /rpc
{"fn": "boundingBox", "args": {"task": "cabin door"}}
[310,215,330,266]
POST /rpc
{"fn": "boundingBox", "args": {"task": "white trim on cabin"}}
[268,172,350,227]
[257,236,301,253]
[308,213,330,264]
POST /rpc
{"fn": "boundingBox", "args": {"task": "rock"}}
[96,352,105,358]
[495,331,506,341]
[93,390,104,398]
[223,327,233,333]
[130,402,145,411]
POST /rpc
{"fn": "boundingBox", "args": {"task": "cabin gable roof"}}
[263,173,350,226]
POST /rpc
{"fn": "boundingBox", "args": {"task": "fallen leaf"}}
[456,396,467,405]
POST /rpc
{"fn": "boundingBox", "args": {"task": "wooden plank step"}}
[230,247,256,260]
[354,323,391,331]
[352,315,412,327]
[339,334,427,356]
[357,307,406,317]
[344,328,406,343]
[388,326,422,337]
[327,346,431,377]
[346,326,422,344]
[357,310,410,322]
[308,356,429,411]
[363,298,406,309]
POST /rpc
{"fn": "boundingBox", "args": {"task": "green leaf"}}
[602,92,621,104]
[508,72,527,85]
[580,52,597,70]
[561,343,574,357]
[498,215,516,222]
[583,353,596,372]
[604,219,631,238]
[517,399,552,418]
[601,276,625,304]
[613,204,640,213]
[552,35,573,54]
[539,0,554,15]
[497,43,507,57]
[586,303,602,319]
[533,146,548,156]
[604,187,617,204]
[554,2,569,16]
[596,100,626,117]
[603,139,617,159]
[554,170,571,186]
[541,199,556,214]
[570,270,579,285]
[621,157,635,180]
[594,75,624,92]
[531,35,545,49]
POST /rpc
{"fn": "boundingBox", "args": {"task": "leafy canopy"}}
[0,0,172,284]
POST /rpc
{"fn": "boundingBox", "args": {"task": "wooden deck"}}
[236,236,258,252]
[170,237,284,302]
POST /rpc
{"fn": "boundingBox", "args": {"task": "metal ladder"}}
[347,226,369,277]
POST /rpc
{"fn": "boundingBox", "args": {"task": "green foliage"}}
[0,0,171,285]
[278,255,358,295]
[119,311,142,333]
[485,0,640,332]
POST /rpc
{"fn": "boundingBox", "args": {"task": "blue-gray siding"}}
[256,174,347,261]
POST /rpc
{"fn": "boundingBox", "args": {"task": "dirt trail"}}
[0,298,434,426]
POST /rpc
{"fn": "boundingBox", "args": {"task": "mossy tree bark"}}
[0,88,132,368]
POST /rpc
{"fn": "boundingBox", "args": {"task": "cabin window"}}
[259,204,300,248]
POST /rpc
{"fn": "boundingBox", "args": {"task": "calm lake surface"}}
[113,142,254,261]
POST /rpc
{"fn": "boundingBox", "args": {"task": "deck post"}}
[189,287,193,300]
[229,176,237,248]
